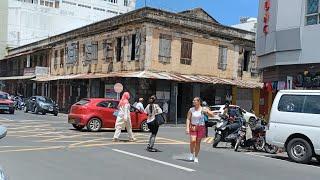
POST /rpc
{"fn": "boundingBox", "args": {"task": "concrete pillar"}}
[252,88,260,116]
[232,86,237,105]
[170,82,178,124]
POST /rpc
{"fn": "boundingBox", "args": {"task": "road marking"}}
[0,146,64,153]
[112,149,196,172]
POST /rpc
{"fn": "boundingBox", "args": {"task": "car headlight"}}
[0,168,7,180]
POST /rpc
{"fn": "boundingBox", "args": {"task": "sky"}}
[136,0,259,25]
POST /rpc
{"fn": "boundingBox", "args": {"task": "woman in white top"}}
[144,95,162,152]
[186,97,215,163]
[112,92,136,142]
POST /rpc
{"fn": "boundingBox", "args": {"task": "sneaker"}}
[194,157,199,163]
[129,138,137,142]
[112,138,119,142]
[188,154,194,161]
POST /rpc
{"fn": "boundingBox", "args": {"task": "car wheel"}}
[316,155,320,164]
[287,138,313,164]
[87,118,102,132]
[42,111,46,115]
[54,112,58,116]
[72,124,84,131]
[140,121,149,132]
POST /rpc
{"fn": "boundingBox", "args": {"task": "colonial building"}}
[0,7,261,123]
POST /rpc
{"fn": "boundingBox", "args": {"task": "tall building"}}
[256,0,320,116]
[0,0,136,59]
[232,17,257,33]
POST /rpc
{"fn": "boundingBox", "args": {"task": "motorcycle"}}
[13,96,25,110]
[212,114,243,148]
[0,126,8,180]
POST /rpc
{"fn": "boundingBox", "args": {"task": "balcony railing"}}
[24,66,49,76]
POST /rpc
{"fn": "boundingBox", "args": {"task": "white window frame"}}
[305,0,320,25]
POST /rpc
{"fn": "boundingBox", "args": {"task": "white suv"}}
[266,90,320,164]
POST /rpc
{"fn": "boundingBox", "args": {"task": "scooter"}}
[0,126,8,180]
[212,114,243,148]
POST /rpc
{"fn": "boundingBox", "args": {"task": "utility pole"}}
[144,0,147,7]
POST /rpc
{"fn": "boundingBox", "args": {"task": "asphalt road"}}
[0,111,319,180]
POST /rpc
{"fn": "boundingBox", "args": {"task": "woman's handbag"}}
[155,113,165,125]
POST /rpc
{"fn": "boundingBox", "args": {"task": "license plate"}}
[68,119,76,124]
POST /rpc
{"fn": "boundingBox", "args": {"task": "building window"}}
[243,51,250,72]
[66,42,79,64]
[180,38,193,65]
[55,0,59,8]
[306,0,320,25]
[159,34,172,63]
[62,0,76,5]
[104,0,118,4]
[218,46,228,70]
[107,10,118,15]
[54,50,58,68]
[130,34,136,60]
[78,4,91,9]
[93,7,105,11]
[60,49,64,67]
[83,41,98,62]
[124,0,128,6]
[103,39,114,62]
[116,37,123,62]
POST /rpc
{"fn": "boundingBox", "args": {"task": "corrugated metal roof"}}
[31,71,263,89]
[0,75,35,80]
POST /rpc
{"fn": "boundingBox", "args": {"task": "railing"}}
[23,66,49,76]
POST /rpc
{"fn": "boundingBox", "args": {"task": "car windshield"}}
[38,97,53,103]
[0,94,9,99]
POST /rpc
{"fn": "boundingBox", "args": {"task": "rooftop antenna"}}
[144,0,147,7]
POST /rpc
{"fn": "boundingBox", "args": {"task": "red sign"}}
[263,0,271,34]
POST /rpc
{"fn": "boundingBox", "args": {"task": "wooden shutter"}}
[135,32,141,60]
[127,35,132,60]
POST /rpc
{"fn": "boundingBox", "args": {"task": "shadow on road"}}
[264,154,320,167]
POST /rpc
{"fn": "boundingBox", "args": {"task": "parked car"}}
[68,98,149,132]
[25,96,59,116]
[0,91,14,114]
[0,125,8,180]
[210,105,257,122]
[266,90,320,164]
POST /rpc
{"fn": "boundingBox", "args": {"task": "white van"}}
[266,90,320,164]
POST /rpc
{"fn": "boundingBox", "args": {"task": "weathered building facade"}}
[0,7,261,123]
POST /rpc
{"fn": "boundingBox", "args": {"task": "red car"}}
[0,91,14,114]
[68,98,149,132]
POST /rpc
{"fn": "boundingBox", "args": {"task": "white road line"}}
[112,149,196,172]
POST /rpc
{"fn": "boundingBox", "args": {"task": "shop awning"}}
[31,71,263,89]
[0,75,35,80]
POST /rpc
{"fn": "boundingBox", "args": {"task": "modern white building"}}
[0,0,136,59]
[232,17,257,33]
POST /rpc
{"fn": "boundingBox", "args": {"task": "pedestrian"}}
[144,95,163,152]
[162,101,169,123]
[186,97,214,163]
[202,101,210,138]
[112,92,136,142]
[135,98,145,112]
